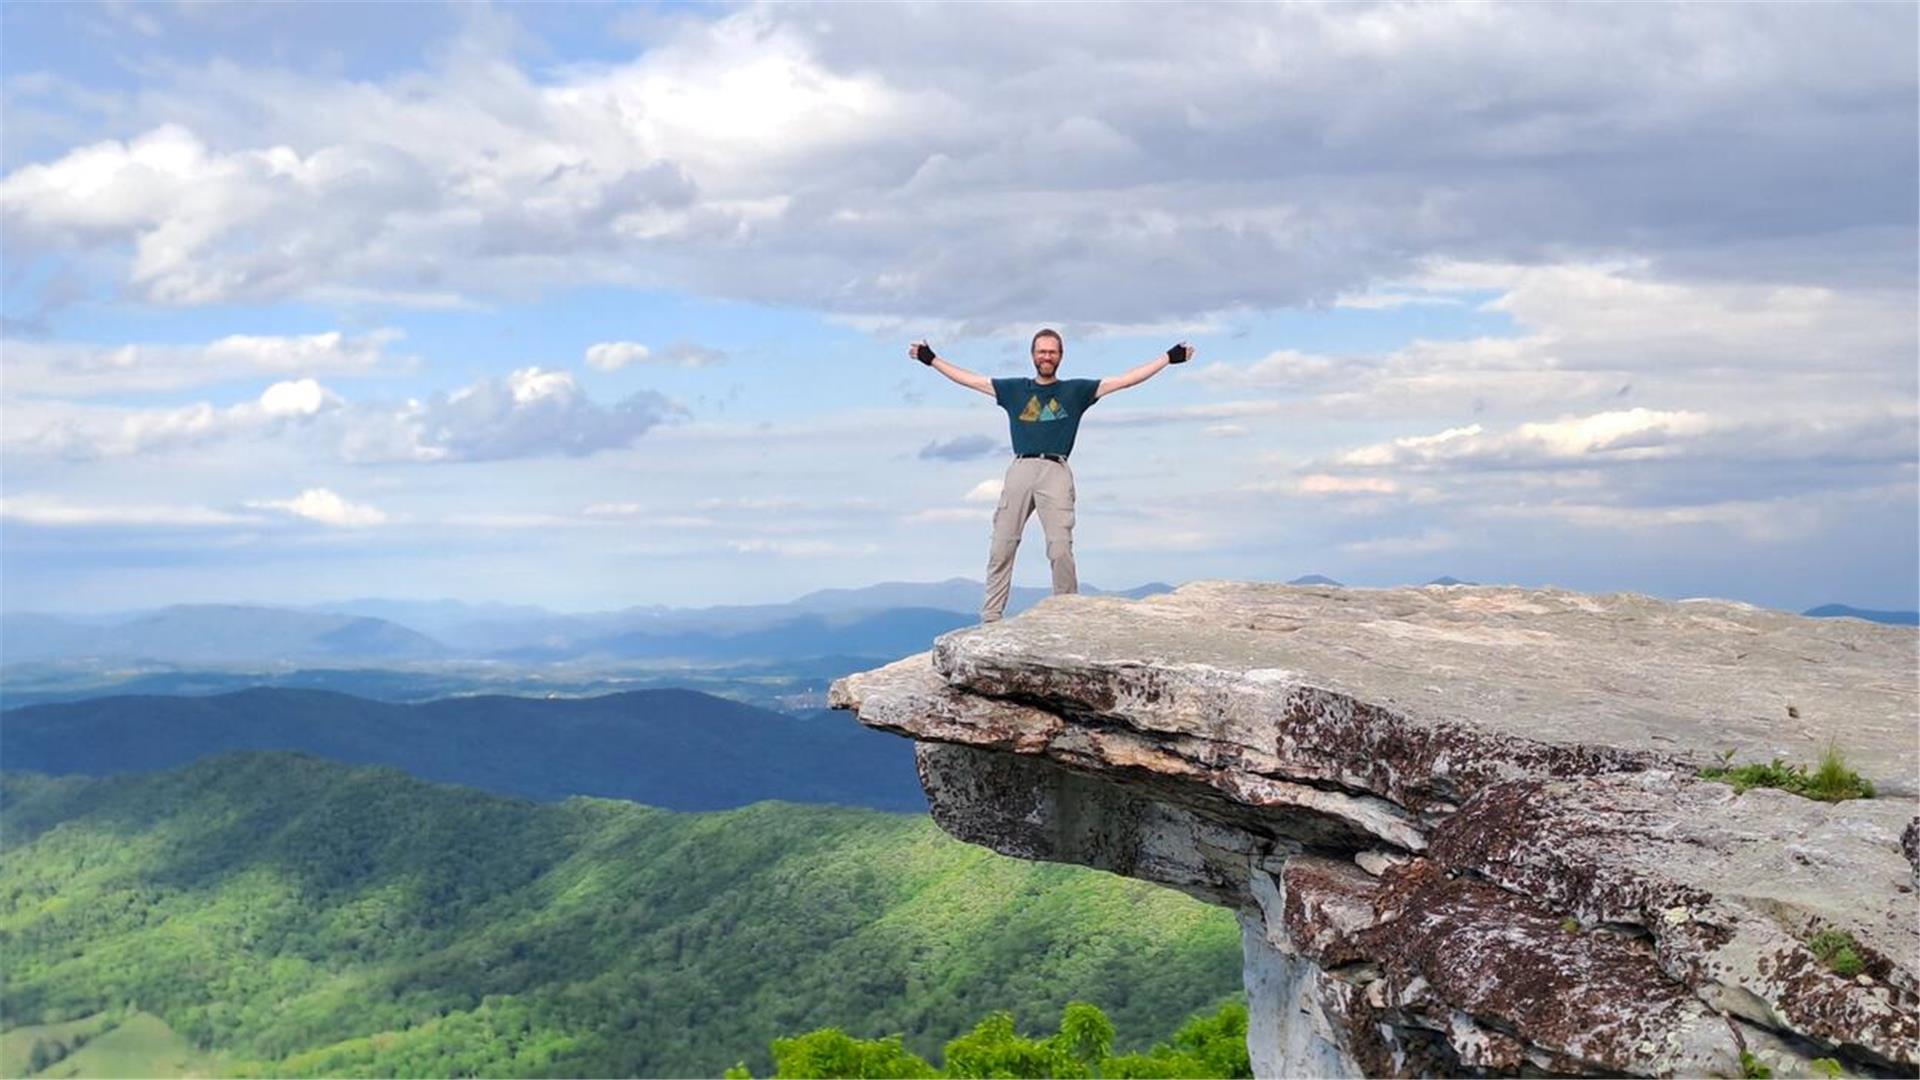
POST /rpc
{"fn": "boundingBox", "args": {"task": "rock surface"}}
[832,582,1920,1078]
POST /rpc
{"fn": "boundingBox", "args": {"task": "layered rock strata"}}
[831,582,1920,1078]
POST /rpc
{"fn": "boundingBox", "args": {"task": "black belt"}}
[1016,453,1068,463]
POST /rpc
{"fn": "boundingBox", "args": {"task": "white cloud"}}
[437,512,587,530]
[582,501,646,516]
[1513,410,1717,458]
[659,341,728,367]
[1095,398,1292,429]
[1332,291,1464,310]
[585,340,727,371]
[343,367,677,463]
[888,475,1009,525]
[585,342,651,371]
[580,502,719,528]
[652,514,722,529]
[1296,474,1401,496]
[1098,524,1223,553]
[1324,406,1915,475]
[4,6,1909,321]
[1412,260,1916,374]
[1481,496,1826,544]
[5,378,344,460]
[247,487,387,527]
[0,494,251,527]
[98,1,162,38]
[1184,262,1916,432]
[0,329,408,396]
[505,367,573,404]
[1335,423,1485,468]
[965,478,1003,503]
[258,377,335,417]
[3,365,675,465]
[1341,529,1459,555]
[697,495,806,512]
[727,537,879,557]
[1193,349,1347,391]
[904,507,992,524]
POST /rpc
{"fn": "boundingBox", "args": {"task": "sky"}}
[1,1,1915,615]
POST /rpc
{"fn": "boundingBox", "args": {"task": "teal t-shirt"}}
[993,377,1101,457]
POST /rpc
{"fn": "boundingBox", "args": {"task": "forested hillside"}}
[0,755,1242,1077]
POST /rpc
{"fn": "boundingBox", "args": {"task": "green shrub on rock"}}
[1808,929,1867,978]
[1699,742,1874,803]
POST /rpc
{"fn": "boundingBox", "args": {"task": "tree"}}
[767,1029,939,1079]
[736,1000,1251,1080]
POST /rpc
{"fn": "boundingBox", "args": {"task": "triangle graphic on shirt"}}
[1018,396,1042,422]
[1039,398,1066,421]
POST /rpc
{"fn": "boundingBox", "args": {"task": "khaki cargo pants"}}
[982,456,1076,622]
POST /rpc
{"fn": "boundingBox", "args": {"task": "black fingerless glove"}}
[1166,343,1189,364]
[915,343,937,365]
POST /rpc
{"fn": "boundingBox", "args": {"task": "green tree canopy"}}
[740,1000,1251,1080]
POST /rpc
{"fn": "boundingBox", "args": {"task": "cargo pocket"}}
[990,476,1018,539]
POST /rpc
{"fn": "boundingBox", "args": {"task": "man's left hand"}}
[1166,342,1195,364]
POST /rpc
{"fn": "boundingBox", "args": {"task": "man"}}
[909,329,1193,622]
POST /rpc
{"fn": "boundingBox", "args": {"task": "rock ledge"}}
[831,582,1920,1078]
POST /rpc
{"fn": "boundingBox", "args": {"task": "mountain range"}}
[0,607,449,665]
[1,687,925,813]
[0,579,1173,666]
[4,577,1909,670]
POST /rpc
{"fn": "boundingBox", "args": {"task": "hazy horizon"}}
[6,571,1913,621]
[4,3,1915,618]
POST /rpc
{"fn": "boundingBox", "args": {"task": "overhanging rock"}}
[831,582,1920,1078]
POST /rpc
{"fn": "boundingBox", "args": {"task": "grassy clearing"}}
[0,1014,115,1077]
[1,1012,221,1079]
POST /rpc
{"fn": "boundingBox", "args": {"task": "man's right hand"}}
[910,340,937,366]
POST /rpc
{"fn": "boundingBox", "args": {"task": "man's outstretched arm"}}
[909,340,994,397]
[1096,342,1195,400]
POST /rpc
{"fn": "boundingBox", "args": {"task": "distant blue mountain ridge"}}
[0,605,448,664]
[1798,604,1920,626]
[1,686,926,813]
[1286,576,1917,624]
[0,580,1172,666]
[4,578,1911,668]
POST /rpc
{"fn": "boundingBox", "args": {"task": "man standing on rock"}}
[909,329,1193,623]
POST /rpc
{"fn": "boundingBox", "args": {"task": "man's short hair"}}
[1031,328,1064,355]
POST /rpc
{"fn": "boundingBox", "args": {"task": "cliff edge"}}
[831,582,1920,1078]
